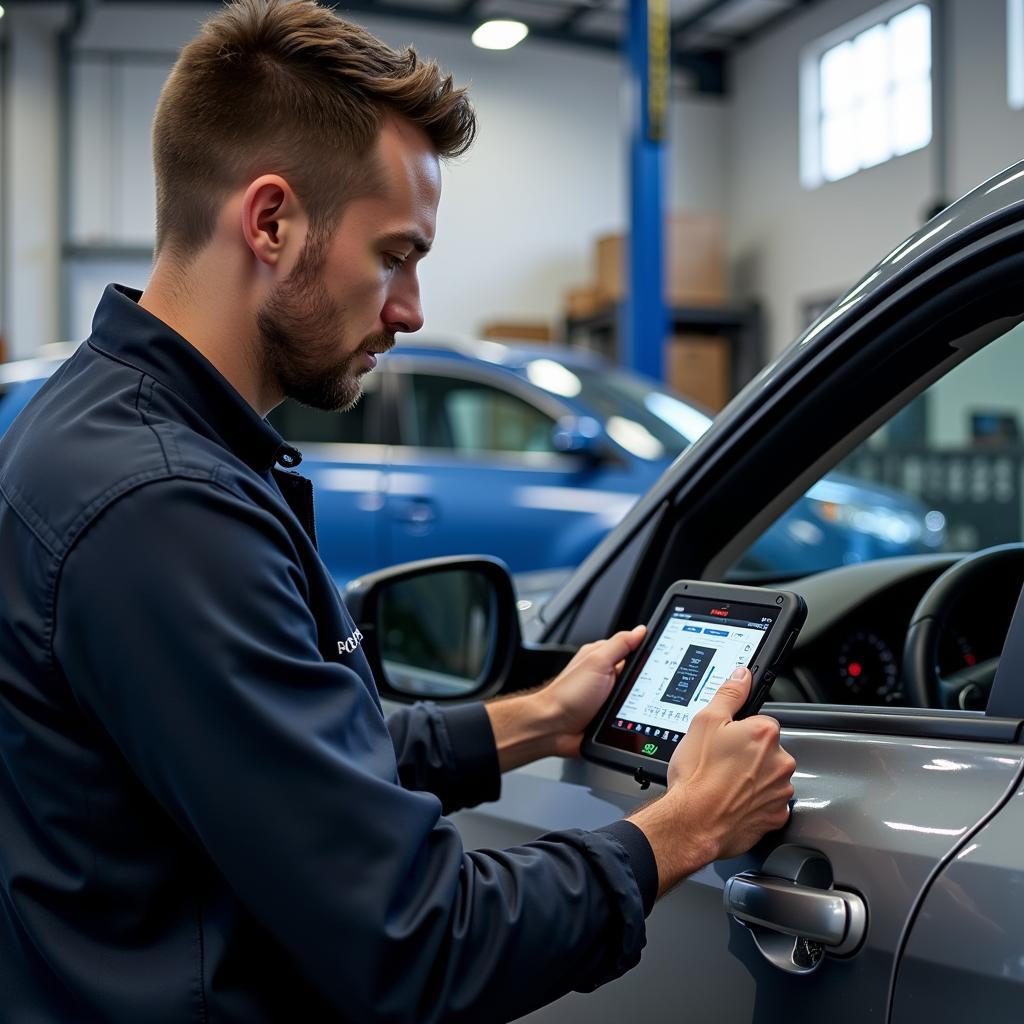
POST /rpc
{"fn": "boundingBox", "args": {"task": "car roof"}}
[0,342,80,387]
[388,336,614,375]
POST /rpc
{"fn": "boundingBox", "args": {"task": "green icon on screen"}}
[642,742,659,756]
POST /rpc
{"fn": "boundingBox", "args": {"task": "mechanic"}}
[0,1,796,1021]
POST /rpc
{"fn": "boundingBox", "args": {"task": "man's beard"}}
[256,239,391,412]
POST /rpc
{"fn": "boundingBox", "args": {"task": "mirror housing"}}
[344,556,523,701]
[551,415,606,460]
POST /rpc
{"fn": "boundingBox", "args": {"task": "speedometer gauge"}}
[838,631,901,703]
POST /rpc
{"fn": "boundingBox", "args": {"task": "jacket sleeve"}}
[386,702,501,814]
[53,477,654,1024]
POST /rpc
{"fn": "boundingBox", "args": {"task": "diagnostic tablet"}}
[582,581,806,784]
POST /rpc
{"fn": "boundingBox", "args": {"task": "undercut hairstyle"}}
[152,0,476,260]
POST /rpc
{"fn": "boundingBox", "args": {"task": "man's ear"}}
[240,174,306,268]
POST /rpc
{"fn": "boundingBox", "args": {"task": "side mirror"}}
[551,415,606,460]
[344,556,521,700]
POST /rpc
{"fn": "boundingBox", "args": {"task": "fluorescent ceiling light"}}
[471,20,528,50]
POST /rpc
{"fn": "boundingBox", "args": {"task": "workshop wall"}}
[2,2,727,357]
[726,0,1024,358]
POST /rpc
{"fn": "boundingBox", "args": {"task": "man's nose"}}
[383,281,424,335]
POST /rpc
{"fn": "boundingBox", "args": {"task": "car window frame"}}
[536,220,1024,737]
[387,357,605,468]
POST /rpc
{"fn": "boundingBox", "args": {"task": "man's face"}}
[257,118,440,411]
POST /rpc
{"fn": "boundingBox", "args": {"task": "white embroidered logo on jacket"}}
[337,628,364,656]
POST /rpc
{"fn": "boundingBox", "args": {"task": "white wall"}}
[4,4,64,358]
[2,2,727,354]
[726,0,1024,358]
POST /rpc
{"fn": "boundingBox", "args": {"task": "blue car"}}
[0,337,944,586]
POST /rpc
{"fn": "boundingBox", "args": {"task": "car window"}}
[267,373,381,445]
[730,321,1024,577]
[525,360,712,460]
[401,373,559,455]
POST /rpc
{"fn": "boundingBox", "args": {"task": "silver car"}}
[347,160,1024,1022]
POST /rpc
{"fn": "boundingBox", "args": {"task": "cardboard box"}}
[563,285,604,321]
[666,334,731,412]
[480,321,553,343]
[596,212,724,306]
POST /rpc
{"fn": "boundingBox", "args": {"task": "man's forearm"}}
[485,692,564,772]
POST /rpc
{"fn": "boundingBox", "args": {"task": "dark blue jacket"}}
[0,285,655,1022]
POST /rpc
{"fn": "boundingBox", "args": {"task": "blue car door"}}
[384,363,643,575]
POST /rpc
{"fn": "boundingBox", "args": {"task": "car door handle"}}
[391,497,438,525]
[724,874,864,949]
[723,847,867,975]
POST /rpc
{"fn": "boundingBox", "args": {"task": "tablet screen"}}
[593,596,779,764]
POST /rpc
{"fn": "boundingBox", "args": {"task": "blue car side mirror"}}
[552,415,605,459]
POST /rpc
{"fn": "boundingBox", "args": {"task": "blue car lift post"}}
[622,0,669,382]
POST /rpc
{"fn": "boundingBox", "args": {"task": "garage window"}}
[1010,0,1024,108]
[800,2,932,188]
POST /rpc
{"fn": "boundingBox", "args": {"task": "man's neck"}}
[140,255,277,415]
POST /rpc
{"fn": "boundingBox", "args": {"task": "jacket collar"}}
[88,284,302,473]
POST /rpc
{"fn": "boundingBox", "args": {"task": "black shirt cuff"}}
[437,702,501,808]
[596,820,658,916]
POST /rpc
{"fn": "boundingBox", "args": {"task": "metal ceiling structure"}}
[330,0,826,93]
[2,0,824,367]
[6,0,827,95]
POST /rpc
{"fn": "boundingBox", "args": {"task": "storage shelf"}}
[564,302,765,400]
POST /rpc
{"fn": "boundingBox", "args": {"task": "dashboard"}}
[775,554,1022,707]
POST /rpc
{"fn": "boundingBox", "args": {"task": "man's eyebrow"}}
[379,231,432,254]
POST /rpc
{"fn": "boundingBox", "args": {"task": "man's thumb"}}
[707,667,752,720]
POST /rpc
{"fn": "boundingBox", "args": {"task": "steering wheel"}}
[902,543,1024,709]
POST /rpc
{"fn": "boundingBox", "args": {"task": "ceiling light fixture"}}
[471,20,528,50]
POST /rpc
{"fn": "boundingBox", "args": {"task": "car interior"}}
[538,238,1024,730]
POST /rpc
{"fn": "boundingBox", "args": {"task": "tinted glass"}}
[267,374,380,444]
[402,373,558,454]
[378,569,496,698]
[730,320,1024,578]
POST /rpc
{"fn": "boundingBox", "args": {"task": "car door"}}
[888,591,1024,1022]
[383,361,640,574]
[445,170,1024,1022]
[267,371,388,586]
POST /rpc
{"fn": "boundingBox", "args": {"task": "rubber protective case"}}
[581,580,807,785]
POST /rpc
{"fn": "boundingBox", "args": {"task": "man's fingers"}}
[705,667,752,720]
[590,625,645,668]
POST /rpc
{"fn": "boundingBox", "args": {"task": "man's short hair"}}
[153,0,476,260]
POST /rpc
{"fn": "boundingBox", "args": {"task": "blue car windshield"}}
[524,358,713,461]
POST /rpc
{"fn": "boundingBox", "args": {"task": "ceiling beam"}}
[671,0,736,41]
[732,0,823,46]
[4,0,731,95]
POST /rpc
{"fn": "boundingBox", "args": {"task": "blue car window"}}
[403,374,559,455]
[267,374,381,444]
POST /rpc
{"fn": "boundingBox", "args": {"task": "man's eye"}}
[383,253,407,272]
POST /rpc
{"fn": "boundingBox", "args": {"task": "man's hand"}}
[485,626,646,772]
[629,667,796,897]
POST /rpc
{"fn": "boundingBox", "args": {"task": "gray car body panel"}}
[890,766,1024,1023]
[452,732,1023,1023]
